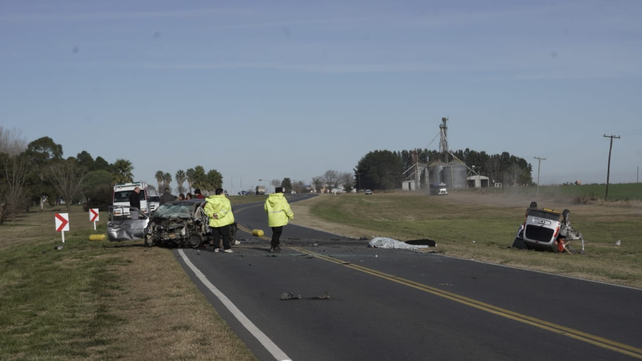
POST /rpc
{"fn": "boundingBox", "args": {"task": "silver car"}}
[107,206,150,242]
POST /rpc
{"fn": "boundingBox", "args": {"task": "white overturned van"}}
[112,181,149,218]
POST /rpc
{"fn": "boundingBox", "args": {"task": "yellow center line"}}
[287,246,642,360]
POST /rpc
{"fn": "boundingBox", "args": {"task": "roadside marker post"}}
[55,213,70,243]
[89,208,99,231]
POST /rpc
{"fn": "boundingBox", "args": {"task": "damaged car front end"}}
[144,200,211,248]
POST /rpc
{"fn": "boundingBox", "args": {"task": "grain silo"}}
[442,161,467,189]
[428,162,444,185]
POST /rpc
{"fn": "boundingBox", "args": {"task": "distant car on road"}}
[365,189,372,195]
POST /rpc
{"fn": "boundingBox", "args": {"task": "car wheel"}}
[188,234,202,249]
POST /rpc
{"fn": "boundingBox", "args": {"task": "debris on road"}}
[280,292,331,300]
[368,237,431,250]
[311,292,331,300]
[280,292,301,300]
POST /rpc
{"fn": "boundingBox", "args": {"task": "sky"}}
[1,0,641,192]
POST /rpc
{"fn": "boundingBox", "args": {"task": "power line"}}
[603,134,621,200]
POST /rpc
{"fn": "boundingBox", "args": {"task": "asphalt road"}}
[175,194,642,361]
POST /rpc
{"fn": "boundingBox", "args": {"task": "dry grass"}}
[97,245,255,361]
[0,206,256,361]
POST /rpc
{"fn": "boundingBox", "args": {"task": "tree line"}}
[153,167,223,196]
[0,130,137,224]
[353,148,533,191]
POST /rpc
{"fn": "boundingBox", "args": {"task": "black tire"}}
[188,234,202,249]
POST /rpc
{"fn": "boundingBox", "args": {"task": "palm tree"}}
[163,172,172,192]
[206,169,223,193]
[175,169,186,194]
[186,168,195,193]
[112,159,134,184]
[155,170,164,194]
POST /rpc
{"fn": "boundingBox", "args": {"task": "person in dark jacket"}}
[129,186,141,219]
[160,188,175,205]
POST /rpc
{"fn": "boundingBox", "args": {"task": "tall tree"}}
[76,151,95,171]
[281,178,292,193]
[112,159,134,184]
[162,172,172,192]
[185,168,195,193]
[312,176,323,193]
[0,127,27,156]
[94,156,110,171]
[191,166,207,191]
[49,159,87,213]
[175,169,186,194]
[338,172,353,191]
[354,150,404,191]
[205,169,223,193]
[154,170,164,193]
[322,170,339,189]
[0,152,30,224]
[25,136,64,210]
[82,170,113,211]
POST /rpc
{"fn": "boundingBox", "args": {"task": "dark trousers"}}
[271,226,283,248]
[211,225,231,250]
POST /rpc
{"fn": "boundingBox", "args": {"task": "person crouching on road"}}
[264,187,294,253]
[204,188,235,253]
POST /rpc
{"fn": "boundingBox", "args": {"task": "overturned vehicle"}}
[144,200,238,249]
[513,202,585,254]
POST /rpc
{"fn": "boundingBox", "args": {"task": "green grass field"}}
[462,182,642,202]
[301,192,642,288]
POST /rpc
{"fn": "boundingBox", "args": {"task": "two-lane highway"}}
[175,195,642,360]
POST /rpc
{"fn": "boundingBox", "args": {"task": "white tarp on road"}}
[368,237,429,250]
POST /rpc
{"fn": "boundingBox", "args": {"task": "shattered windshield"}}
[152,203,194,218]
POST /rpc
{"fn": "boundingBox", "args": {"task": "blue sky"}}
[2,0,641,191]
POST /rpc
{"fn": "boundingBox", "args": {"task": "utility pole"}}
[534,156,546,197]
[603,134,621,200]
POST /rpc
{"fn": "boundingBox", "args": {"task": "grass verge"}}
[0,206,256,361]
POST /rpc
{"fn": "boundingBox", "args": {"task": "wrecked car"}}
[144,200,210,248]
[144,200,239,249]
[107,206,149,242]
[513,203,584,253]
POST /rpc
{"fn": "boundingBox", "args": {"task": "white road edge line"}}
[178,249,292,361]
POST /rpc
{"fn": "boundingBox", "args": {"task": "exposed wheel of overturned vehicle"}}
[188,233,202,249]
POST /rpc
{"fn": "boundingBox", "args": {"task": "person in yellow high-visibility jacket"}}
[264,187,294,253]
[204,188,235,253]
